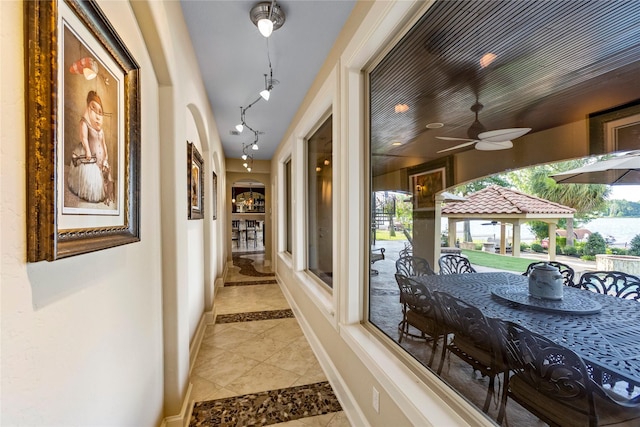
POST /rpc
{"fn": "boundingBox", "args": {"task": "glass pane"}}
[307,116,333,287]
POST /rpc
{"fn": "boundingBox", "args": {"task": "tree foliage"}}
[584,232,607,256]
[629,234,640,256]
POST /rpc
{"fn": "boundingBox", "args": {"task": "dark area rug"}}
[189,381,342,427]
[225,279,278,286]
[233,255,275,277]
[216,309,295,324]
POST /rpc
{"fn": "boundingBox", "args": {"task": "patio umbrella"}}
[550,153,640,185]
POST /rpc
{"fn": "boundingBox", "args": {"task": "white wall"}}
[1,1,164,425]
[1,0,227,424]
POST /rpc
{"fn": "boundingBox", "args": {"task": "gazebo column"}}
[499,222,507,255]
[548,222,558,261]
[512,220,521,257]
[448,218,456,247]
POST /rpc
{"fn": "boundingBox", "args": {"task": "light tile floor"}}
[189,252,350,427]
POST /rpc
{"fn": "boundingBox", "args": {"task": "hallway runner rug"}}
[232,254,275,277]
[189,381,342,427]
[216,309,294,324]
[225,279,278,286]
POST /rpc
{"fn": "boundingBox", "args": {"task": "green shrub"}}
[531,243,544,253]
[609,247,628,255]
[474,243,483,251]
[556,245,563,255]
[563,246,578,256]
[581,255,596,261]
[584,232,607,256]
[629,234,640,256]
[557,237,567,247]
[520,242,530,252]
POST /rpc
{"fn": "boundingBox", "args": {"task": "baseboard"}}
[162,381,193,427]
[276,275,369,427]
[189,309,215,377]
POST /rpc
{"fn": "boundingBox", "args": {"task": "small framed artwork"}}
[211,171,218,220]
[25,0,141,262]
[188,142,204,220]
[589,101,640,155]
[409,167,446,211]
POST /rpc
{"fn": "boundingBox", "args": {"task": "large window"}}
[307,116,333,287]
[285,158,292,254]
[368,1,640,424]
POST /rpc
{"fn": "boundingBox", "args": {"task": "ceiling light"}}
[391,141,402,146]
[260,89,270,101]
[316,166,322,172]
[250,1,286,38]
[324,159,330,166]
[394,104,410,113]
[480,52,497,68]
[241,153,248,160]
[247,167,252,172]
[235,123,244,132]
[252,143,259,150]
[426,122,444,129]
[243,162,248,168]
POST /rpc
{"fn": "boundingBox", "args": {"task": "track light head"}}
[252,143,259,150]
[235,123,244,132]
[250,1,285,38]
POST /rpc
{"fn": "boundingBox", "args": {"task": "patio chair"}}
[578,270,640,300]
[394,274,444,366]
[438,254,476,275]
[434,291,507,413]
[395,255,436,277]
[493,318,640,427]
[398,242,412,258]
[370,247,385,275]
[523,260,577,288]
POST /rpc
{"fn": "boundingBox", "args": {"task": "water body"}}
[443,217,640,246]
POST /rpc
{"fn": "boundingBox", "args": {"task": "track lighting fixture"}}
[252,143,259,150]
[250,1,285,38]
[260,72,273,101]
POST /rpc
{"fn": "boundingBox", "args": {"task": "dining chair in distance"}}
[231,220,241,248]
[245,219,258,248]
[438,254,476,275]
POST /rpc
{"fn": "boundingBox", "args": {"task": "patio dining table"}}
[414,272,640,390]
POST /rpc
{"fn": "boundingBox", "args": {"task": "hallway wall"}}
[1,0,227,425]
[1,1,164,425]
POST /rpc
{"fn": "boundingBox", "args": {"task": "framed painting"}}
[212,171,218,220]
[188,142,204,220]
[25,0,141,262]
[409,168,446,211]
[589,101,640,155]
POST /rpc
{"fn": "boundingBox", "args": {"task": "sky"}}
[609,185,640,202]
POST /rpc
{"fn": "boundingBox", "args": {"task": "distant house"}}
[556,228,592,241]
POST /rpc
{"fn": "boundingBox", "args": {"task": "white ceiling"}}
[181,0,356,161]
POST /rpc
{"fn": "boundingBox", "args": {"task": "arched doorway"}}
[231,179,266,254]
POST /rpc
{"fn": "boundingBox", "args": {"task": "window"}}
[307,116,333,287]
[368,1,640,424]
[285,158,292,254]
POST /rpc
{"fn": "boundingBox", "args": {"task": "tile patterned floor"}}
[189,253,350,427]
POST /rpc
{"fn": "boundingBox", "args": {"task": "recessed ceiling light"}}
[426,122,444,129]
[394,104,410,113]
[480,52,497,68]
[391,141,402,146]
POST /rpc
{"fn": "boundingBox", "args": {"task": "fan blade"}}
[437,140,477,153]
[478,128,531,142]
[475,140,513,151]
[436,136,475,142]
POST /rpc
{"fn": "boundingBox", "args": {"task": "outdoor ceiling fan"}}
[437,102,531,153]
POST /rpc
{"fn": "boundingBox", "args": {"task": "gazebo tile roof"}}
[442,185,575,215]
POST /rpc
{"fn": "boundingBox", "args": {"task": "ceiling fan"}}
[437,102,531,153]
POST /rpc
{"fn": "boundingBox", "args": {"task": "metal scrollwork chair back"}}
[396,255,436,277]
[493,319,640,427]
[523,261,577,288]
[394,274,444,366]
[438,254,476,275]
[578,270,640,300]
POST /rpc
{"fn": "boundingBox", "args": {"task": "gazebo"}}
[441,186,576,261]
